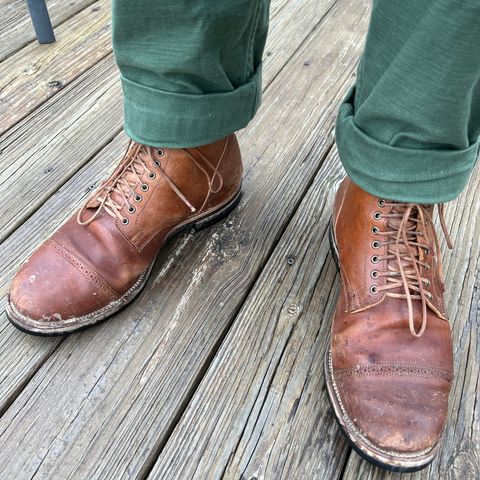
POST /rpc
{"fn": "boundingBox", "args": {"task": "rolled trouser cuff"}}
[121,65,262,148]
[336,88,480,204]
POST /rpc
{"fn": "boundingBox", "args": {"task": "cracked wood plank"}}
[148,147,351,480]
[0,0,96,62]
[0,0,111,134]
[0,0,337,411]
[0,0,369,478]
[341,160,480,480]
[0,0,331,242]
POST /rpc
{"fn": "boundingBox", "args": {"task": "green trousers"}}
[112,0,480,203]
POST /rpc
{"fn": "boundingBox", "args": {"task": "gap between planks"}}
[0,0,370,478]
[0,0,336,243]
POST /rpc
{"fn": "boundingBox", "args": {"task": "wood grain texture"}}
[0,55,123,242]
[0,0,96,62]
[0,1,369,478]
[341,160,480,480]
[0,0,337,411]
[0,0,329,243]
[148,148,350,480]
[0,133,129,413]
[1,0,478,478]
[0,0,111,134]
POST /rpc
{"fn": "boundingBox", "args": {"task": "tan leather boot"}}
[7,134,242,335]
[325,177,454,472]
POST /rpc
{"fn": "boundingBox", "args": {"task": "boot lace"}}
[77,141,224,226]
[373,202,453,337]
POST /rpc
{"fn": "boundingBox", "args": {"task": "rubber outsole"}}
[6,188,242,337]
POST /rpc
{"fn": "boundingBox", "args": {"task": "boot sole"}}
[325,219,439,473]
[6,188,243,336]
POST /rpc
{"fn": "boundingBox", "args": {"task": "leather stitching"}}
[327,350,436,459]
[46,240,120,301]
[334,363,452,382]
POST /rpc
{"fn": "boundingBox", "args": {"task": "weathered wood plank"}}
[0,0,96,62]
[0,134,128,413]
[0,0,111,134]
[0,0,340,411]
[0,1,369,478]
[0,0,329,137]
[0,56,123,242]
[150,153,480,480]
[0,0,331,243]
[148,148,350,480]
[261,0,336,89]
[341,162,480,480]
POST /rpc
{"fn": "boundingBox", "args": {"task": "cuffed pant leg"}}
[112,0,270,148]
[336,0,480,203]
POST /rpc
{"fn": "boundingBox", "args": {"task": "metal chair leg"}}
[26,0,56,44]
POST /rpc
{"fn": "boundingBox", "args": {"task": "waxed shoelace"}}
[77,141,224,226]
[373,202,453,337]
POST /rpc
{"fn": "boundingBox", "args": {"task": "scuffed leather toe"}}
[335,373,450,455]
[9,242,111,322]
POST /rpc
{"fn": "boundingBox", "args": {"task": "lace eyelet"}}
[128,205,136,214]
[424,280,431,287]
[121,218,129,225]
[148,172,156,180]
[371,270,379,279]
[424,247,430,255]
[373,211,382,220]
[371,226,380,235]
[157,148,164,157]
[377,199,386,207]
[371,255,380,264]
[154,160,161,168]
[141,184,149,192]
[372,240,381,249]
[370,285,378,294]
[134,194,142,203]
[425,264,431,271]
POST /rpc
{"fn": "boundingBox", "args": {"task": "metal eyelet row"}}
[121,149,164,226]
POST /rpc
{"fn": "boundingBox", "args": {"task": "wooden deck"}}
[0,1,478,479]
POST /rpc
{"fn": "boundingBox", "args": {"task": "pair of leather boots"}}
[7,134,453,472]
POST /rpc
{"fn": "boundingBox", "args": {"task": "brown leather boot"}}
[325,177,454,472]
[7,134,243,335]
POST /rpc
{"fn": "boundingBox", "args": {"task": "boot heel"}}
[193,188,242,232]
[328,218,340,271]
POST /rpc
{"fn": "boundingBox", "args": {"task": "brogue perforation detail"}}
[327,350,436,458]
[45,240,120,302]
[334,363,452,382]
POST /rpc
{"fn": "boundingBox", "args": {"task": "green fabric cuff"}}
[121,64,263,148]
[336,88,480,204]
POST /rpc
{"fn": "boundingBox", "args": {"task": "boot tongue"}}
[386,204,424,288]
